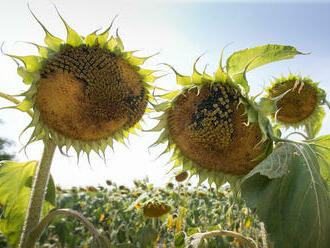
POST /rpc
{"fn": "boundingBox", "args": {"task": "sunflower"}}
[265,74,326,137]
[4,8,158,157]
[175,171,189,182]
[143,199,171,218]
[151,58,273,187]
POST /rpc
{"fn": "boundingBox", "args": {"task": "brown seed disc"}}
[268,80,318,123]
[168,82,265,175]
[35,44,148,141]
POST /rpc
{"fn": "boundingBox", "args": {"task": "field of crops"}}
[0,179,264,248]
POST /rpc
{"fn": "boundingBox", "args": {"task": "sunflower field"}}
[1,179,265,248]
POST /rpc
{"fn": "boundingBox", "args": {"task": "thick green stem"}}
[18,140,56,248]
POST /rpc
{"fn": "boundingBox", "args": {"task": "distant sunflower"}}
[5,7,158,156]
[175,171,189,182]
[151,59,273,187]
[143,199,171,218]
[266,74,326,136]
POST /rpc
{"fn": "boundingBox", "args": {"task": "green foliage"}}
[2,181,263,248]
[0,161,56,247]
[241,142,330,248]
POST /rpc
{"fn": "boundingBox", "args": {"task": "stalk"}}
[26,209,111,248]
[18,140,56,248]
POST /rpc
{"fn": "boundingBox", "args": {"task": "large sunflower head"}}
[5,8,157,156]
[151,59,273,187]
[265,74,326,136]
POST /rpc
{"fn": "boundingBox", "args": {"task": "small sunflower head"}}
[105,180,112,186]
[86,186,97,192]
[151,59,272,187]
[266,74,326,135]
[6,8,157,156]
[143,199,171,218]
[175,171,189,182]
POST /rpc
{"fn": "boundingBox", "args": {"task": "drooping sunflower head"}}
[175,171,189,182]
[6,8,158,156]
[266,74,326,135]
[143,199,171,218]
[151,59,273,187]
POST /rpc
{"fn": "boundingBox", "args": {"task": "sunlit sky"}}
[0,0,330,189]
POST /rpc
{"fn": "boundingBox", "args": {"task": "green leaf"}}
[226,44,304,75]
[0,161,56,247]
[308,135,330,190]
[241,142,330,248]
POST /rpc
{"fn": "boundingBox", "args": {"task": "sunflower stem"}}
[18,140,56,248]
[26,209,111,248]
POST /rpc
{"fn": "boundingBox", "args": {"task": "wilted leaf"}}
[0,161,56,247]
[241,142,330,248]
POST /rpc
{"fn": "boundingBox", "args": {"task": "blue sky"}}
[0,0,329,188]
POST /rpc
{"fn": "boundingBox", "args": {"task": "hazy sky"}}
[0,0,329,188]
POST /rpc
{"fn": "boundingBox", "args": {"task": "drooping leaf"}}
[226,44,304,75]
[0,161,56,247]
[241,142,330,248]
